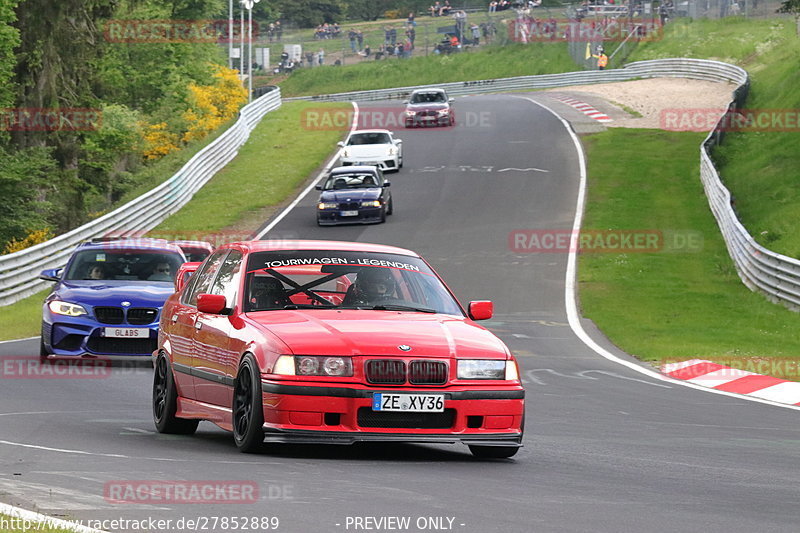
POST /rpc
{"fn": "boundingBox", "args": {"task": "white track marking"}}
[512,94,800,412]
[253,102,358,239]
[0,336,38,344]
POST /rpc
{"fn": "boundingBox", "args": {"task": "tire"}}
[152,353,199,435]
[380,207,387,223]
[232,354,265,453]
[39,335,50,364]
[398,156,403,168]
[387,198,393,215]
[468,445,519,459]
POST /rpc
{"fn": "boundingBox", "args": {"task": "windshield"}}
[410,92,446,104]
[347,132,392,145]
[244,251,463,315]
[324,173,381,190]
[65,249,184,282]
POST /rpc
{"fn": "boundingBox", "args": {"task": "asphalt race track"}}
[2,95,800,533]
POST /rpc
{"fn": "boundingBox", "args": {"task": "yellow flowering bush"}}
[4,228,53,254]
[141,121,180,160]
[182,65,247,143]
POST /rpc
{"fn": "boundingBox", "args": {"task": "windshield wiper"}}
[370,304,436,313]
[282,303,334,309]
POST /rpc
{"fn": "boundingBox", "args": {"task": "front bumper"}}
[259,382,524,446]
[405,115,451,127]
[339,157,399,171]
[317,206,384,225]
[42,314,159,357]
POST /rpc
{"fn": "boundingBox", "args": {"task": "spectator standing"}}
[318,48,325,65]
[305,51,314,67]
[268,23,275,42]
[348,29,357,52]
[470,23,480,45]
[408,12,416,26]
[356,29,364,50]
[406,25,416,46]
[275,21,282,41]
[384,26,392,45]
[390,27,397,45]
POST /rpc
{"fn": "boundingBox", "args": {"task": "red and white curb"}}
[662,359,800,406]
[551,95,612,123]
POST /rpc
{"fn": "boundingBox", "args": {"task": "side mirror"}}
[448,98,455,103]
[337,141,345,147]
[383,181,390,187]
[315,184,323,190]
[403,100,409,104]
[197,293,227,315]
[468,300,493,321]
[396,139,403,144]
[39,268,62,282]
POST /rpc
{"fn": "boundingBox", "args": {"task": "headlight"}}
[361,200,381,207]
[405,110,416,116]
[457,360,507,380]
[318,202,337,210]
[437,109,450,116]
[295,356,353,377]
[48,300,88,317]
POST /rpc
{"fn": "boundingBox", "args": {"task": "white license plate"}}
[372,393,444,412]
[340,210,359,217]
[104,327,149,338]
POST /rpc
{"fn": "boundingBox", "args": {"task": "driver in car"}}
[343,268,396,306]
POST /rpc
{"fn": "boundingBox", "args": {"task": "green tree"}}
[0,146,56,247]
[279,0,342,26]
[0,0,20,111]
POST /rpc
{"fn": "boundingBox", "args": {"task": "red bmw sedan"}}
[153,240,524,458]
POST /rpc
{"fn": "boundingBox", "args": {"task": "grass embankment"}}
[627,17,800,257]
[278,41,577,96]
[579,129,800,379]
[0,102,350,341]
[152,101,349,235]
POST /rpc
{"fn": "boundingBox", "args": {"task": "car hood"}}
[343,145,392,158]
[51,280,174,308]
[320,189,381,202]
[407,103,449,112]
[244,310,508,359]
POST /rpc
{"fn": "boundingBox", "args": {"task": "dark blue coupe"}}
[316,166,393,226]
[39,238,186,360]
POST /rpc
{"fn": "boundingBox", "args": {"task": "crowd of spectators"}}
[314,22,341,39]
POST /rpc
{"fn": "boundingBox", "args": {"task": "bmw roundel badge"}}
[398,345,411,352]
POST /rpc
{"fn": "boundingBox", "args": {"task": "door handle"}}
[195,322,202,330]
[171,314,178,323]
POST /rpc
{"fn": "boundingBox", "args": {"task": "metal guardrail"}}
[3,58,796,311]
[0,88,281,306]
[285,58,747,103]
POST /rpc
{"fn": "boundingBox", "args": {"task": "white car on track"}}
[337,129,403,172]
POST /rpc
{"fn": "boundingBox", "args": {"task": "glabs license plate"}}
[340,210,359,217]
[104,327,149,338]
[372,393,444,412]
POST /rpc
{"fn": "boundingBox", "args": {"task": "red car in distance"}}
[153,240,524,458]
[170,240,214,263]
